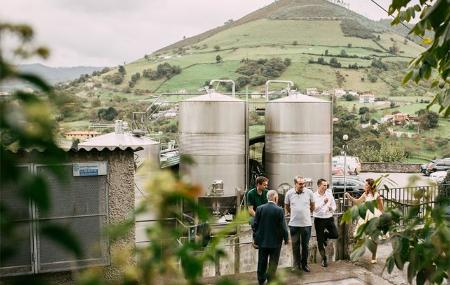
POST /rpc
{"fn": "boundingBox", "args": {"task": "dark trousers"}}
[314,217,338,259]
[257,246,281,285]
[290,226,311,268]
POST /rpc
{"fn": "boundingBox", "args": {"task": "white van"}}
[332,156,361,175]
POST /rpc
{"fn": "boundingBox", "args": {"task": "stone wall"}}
[361,162,421,173]
[71,150,136,282]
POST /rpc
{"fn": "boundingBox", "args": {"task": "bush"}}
[340,19,375,39]
[367,73,378,83]
[97,107,118,121]
[236,76,250,88]
[343,94,356,101]
[359,107,370,115]
[143,63,181,80]
[417,109,439,129]
[358,141,406,162]
[250,74,268,86]
[371,58,388,70]
[236,57,287,82]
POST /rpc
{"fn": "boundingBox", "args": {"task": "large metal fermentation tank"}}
[178,88,246,197]
[265,92,332,191]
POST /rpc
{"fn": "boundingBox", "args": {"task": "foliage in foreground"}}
[342,175,450,284]
[78,167,249,285]
[0,22,81,272]
[389,0,450,116]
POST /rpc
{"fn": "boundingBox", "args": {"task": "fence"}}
[134,183,449,277]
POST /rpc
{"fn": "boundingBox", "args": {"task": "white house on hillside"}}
[359,93,375,103]
[334,88,346,97]
[306,88,319,96]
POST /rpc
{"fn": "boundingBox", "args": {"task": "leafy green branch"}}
[388,0,450,116]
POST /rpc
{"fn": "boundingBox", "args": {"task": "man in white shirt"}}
[313,178,338,267]
[284,176,315,272]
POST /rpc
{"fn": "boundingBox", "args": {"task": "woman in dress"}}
[345,178,383,263]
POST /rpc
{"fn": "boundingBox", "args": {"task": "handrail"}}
[265,80,294,101]
[209,80,236,97]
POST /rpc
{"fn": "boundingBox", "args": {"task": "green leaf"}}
[386,256,395,273]
[403,70,414,84]
[365,238,377,255]
[17,73,52,92]
[341,208,353,224]
[366,199,375,214]
[351,205,360,220]
[40,223,82,258]
[407,262,415,283]
[358,203,367,220]
[22,175,50,212]
[350,240,366,261]
[417,269,426,285]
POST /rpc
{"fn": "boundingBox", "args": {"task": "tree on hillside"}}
[389,0,450,116]
[213,45,220,51]
[417,109,439,130]
[359,106,370,115]
[215,55,222,63]
[98,107,118,121]
[118,65,126,74]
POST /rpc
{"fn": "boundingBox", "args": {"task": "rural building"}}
[306,88,319,96]
[65,130,101,141]
[359,93,375,103]
[1,147,136,283]
[381,113,412,125]
[334,88,346,97]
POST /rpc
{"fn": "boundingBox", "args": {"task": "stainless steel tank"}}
[179,91,246,197]
[265,92,332,191]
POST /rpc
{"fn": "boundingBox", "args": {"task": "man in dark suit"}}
[253,190,289,285]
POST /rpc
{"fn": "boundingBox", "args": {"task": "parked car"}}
[332,156,361,175]
[430,171,448,184]
[420,160,434,174]
[331,175,365,198]
[425,158,450,176]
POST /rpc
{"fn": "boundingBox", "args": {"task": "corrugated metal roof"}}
[78,132,158,151]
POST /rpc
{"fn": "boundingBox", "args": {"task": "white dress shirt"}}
[313,190,336,219]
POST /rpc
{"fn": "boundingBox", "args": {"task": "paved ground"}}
[201,242,412,285]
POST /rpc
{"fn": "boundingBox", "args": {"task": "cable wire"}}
[366,0,424,40]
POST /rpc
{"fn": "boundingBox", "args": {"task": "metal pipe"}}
[209,79,236,97]
[265,80,294,101]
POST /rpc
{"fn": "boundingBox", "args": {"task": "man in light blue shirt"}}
[284,176,315,272]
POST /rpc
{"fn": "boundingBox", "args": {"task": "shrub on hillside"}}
[235,57,290,86]
[97,107,118,121]
[340,19,375,39]
[250,74,268,86]
[371,58,388,70]
[143,63,181,81]
[417,109,439,130]
[367,73,378,83]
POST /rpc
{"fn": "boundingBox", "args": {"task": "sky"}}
[0,0,396,67]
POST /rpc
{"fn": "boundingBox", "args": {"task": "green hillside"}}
[57,0,449,162]
[85,0,423,94]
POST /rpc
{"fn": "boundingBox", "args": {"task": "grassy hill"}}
[84,0,424,95]
[57,0,450,162]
